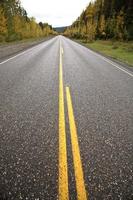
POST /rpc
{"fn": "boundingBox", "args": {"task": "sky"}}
[21,0,91,27]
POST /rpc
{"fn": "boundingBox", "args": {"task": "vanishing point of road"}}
[0,36,133,200]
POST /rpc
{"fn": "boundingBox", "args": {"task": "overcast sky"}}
[21,0,91,27]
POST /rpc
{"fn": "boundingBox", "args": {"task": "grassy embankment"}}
[76,40,133,66]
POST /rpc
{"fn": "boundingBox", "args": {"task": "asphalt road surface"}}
[0,36,133,200]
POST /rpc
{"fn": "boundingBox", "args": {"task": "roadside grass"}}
[76,40,133,67]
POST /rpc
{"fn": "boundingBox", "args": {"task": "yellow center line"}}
[66,87,88,200]
[59,41,69,200]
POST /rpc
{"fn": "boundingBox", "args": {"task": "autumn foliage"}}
[0,0,55,42]
[64,0,133,41]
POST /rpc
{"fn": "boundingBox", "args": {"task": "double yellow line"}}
[59,41,69,199]
[59,41,88,200]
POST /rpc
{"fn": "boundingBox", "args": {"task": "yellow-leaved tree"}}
[98,15,106,38]
[0,6,7,41]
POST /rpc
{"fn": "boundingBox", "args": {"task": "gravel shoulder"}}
[0,36,54,62]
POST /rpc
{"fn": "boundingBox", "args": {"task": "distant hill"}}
[53,26,68,33]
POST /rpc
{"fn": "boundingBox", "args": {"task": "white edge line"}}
[0,38,54,65]
[70,38,133,78]
[0,50,28,65]
[90,50,133,78]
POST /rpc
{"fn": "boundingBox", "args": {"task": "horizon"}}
[21,0,90,27]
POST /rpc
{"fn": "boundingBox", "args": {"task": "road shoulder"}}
[73,39,133,73]
[0,36,54,63]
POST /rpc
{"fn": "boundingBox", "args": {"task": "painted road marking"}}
[81,43,133,78]
[66,87,88,200]
[59,42,69,200]
[0,38,55,65]
[0,44,42,65]
[90,50,133,78]
[62,47,64,55]
[68,38,133,78]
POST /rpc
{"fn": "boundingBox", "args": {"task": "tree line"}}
[64,0,133,41]
[0,0,55,42]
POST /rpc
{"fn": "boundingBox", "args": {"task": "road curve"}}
[0,36,133,200]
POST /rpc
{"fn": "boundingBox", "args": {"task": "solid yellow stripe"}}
[59,43,69,200]
[66,87,88,200]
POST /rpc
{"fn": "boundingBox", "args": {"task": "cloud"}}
[21,0,90,27]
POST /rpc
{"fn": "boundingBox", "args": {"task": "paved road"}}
[0,36,133,200]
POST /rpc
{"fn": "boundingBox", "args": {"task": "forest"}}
[0,0,55,42]
[64,0,133,41]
